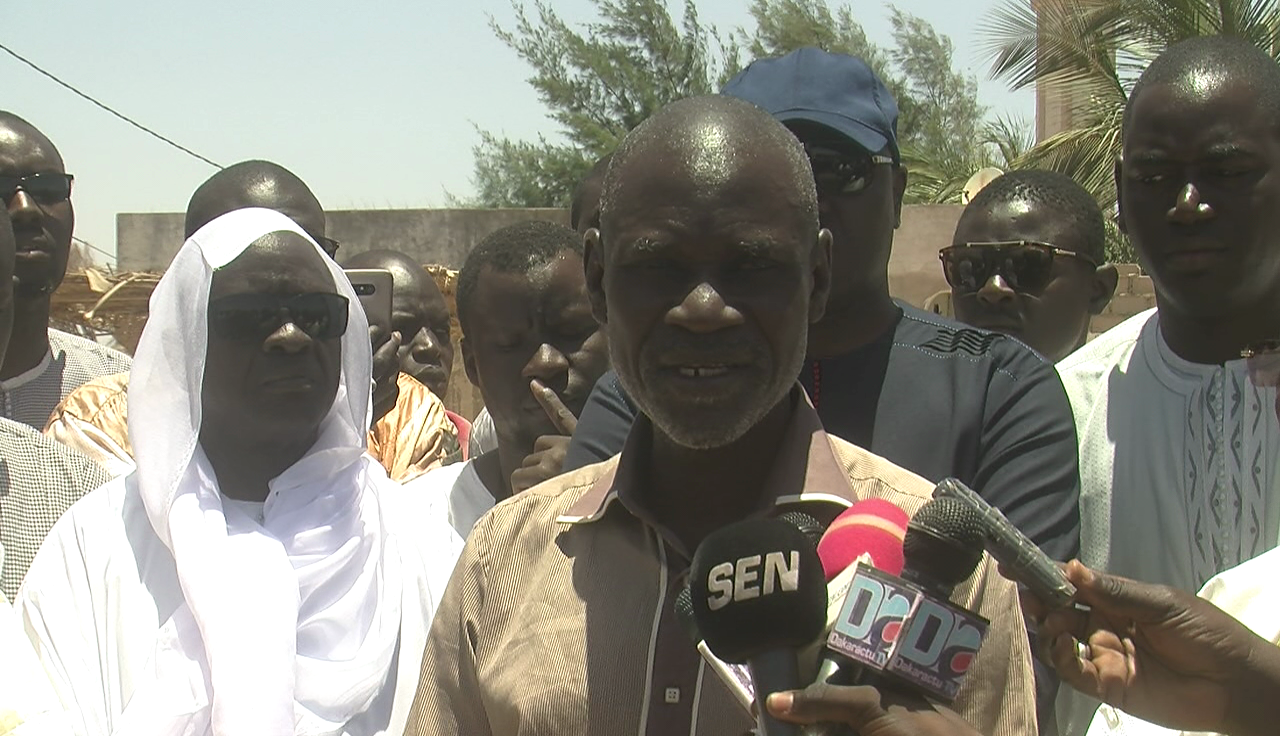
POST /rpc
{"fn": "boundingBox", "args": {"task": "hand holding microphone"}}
[820,497,990,702]
[689,517,829,736]
[765,682,984,736]
[1021,560,1280,736]
[787,497,991,736]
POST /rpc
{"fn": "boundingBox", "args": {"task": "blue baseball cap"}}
[721,47,900,163]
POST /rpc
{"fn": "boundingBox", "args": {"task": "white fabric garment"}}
[1056,309,1280,736]
[1084,545,1280,736]
[0,543,73,735]
[17,474,460,736]
[468,407,497,457]
[16,208,464,735]
[402,459,494,539]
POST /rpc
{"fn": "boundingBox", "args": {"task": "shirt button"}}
[664,687,680,704]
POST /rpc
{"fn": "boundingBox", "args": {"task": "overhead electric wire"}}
[72,236,118,265]
[0,40,223,170]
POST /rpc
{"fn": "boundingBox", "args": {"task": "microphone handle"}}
[747,648,804,736]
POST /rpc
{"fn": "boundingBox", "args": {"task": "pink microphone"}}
[817,498,909,580]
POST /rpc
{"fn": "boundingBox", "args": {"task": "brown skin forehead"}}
[606,142,816,246]
[209,231,335,299]
[473,253,589,320]
[187,177,326,243]
[0,119,65,174]
[1124,74,1278,159]
[954,200,1090,256]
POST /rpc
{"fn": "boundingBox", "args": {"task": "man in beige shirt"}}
[407,96,1035,736]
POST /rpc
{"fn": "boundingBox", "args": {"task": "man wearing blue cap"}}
[566,48,1081,565]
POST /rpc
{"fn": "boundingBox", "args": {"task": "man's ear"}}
[1090,263,1119,315]
[461,336,480,389]
[892,164,908,228]
[809,228,833,323]
[583,228,608,325]
[1114,157,1127,235]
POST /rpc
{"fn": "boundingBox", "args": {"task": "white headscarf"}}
[117,207,403,735]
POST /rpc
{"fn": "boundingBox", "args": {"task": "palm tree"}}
[902,114,1034,204]
[981,0,1280,261]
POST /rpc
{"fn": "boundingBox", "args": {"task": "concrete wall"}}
[117,204,961,308]
[116,208,570,272]
[888,204,961,307]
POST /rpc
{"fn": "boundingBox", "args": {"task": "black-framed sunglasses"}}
[208,292,349,342]
[803,143,894,196]
[939,240,1098,296]
[0,172,74,206]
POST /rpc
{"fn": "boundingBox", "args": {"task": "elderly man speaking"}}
[16,208,462,734]
[407,95,1034,736]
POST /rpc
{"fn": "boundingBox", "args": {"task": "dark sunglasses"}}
[207,292,349,342]
[939,240,1097,296]
[0,172,74,206]
[804,144,894,196]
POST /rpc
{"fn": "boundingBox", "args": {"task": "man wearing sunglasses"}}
[44,161,462,481]
[0,112,131,430]
[16,208,462,733]
[944,169,1118,362]
[0,205,110,604]
[564,49,1081,565]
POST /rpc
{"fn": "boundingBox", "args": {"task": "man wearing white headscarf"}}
[15,208,463,735]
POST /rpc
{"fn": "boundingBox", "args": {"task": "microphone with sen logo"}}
[683,478,1072,735]
[689,516,828,736]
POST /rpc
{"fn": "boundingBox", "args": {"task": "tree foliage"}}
[465,0,736,208]
[467,0,1023,208]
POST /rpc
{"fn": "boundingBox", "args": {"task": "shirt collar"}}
[557,385,857,526]
[0,350,52,391]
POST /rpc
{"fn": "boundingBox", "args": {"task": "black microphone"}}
[690,517,828,736]
[776,510,824,547]
[674,585,755,714]
[820,497,989,703]
[932,477,1077,608]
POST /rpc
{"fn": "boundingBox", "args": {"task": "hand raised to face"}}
[510,379,578,493]
[368,325,402,425]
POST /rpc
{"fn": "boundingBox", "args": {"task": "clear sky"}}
[2,0,1033,266]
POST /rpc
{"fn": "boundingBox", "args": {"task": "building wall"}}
[116,207,570,272]
[888,204,962,307]
[1032,0,1096,142]
[118,203,963,304]
[112,204,1156,421]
